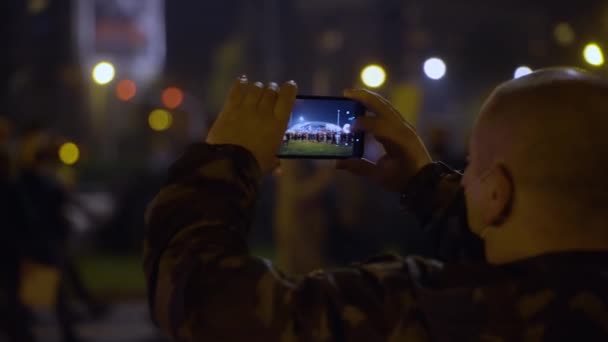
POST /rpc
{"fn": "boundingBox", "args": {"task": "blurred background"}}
[0,0,606,341]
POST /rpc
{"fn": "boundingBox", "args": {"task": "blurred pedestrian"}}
[0,117,37,342]
[427,125,466,170]
[274,159,334,274]
[18,126,106,342]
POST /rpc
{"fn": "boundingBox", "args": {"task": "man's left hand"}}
[206,77,298,174]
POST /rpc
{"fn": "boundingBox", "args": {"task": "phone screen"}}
[277,96,365,159]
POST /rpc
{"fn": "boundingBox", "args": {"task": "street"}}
[33,301,167,342]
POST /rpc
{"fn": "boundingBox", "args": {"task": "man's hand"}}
[337,89,432,193]
[206,77,298,174]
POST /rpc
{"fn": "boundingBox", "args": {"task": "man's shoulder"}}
[377,252,608,340]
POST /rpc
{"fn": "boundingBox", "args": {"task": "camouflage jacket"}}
[144,143,608,341]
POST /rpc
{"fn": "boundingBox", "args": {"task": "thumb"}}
[336,158,378,178]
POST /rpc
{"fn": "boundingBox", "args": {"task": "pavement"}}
[32,300,168,342]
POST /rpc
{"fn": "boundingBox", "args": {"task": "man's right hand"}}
[337,89,432,193]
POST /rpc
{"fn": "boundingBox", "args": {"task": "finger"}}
[345,89,415,130]
[336,158,378,178]
[274,81,298,124]
[242,82,265,108]
[222,76,248,112]
[258,82,279,114]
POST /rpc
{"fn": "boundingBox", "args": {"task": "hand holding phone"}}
[277,96,366,159]
[336,89,432,193]
[207,78,297,174]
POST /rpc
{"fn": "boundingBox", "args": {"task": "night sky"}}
[287,98,360,129]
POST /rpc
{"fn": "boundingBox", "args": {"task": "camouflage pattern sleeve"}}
[143,143,434,341]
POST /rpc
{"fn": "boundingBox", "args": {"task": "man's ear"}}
[483,163,514,226]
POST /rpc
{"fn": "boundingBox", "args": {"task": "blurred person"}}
[18,127,106,342]
[426,125,466,171]
[326,168,395,266]
[274,159,334,274]
[0,117,37,342]
[144,70,608,341]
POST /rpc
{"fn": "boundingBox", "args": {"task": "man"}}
[144,69,608,341]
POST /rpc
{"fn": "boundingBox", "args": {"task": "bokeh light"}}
[360,64,387,88]
[58,142,80,165]
[148,109,173,132]
[514,66,533,79]
[554,23,575,46]
[161,87,184,109]
[583,43,605,67]
[343,124,351,134]
[423,58,447,80]
[116,80,137,101]
[92,62,116,85]
[28,0,49,14]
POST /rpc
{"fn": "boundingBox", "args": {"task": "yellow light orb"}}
[92,62,116,85]
[360,64,387,88]
[583,43,605,67]
[554,23,575,46]
[148,109,173,132]
[28,0,49,14]
[58,142,80,165]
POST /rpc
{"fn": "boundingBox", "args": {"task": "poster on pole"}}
[75,0,166,84]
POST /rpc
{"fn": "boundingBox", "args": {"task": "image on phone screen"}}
[277,96,365,159]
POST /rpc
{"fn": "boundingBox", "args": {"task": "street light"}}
[360,64,387,88]
[423,58,446,80]
[92,62,116,85]
[583,43,604,67]
[514,66,533,79]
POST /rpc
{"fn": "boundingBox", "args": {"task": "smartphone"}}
[277,95,365,159]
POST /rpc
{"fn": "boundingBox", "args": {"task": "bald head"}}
[475,68,608,206]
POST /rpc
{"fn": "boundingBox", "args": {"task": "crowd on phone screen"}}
[0,119,106,342]
[283,130,355,146]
